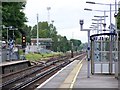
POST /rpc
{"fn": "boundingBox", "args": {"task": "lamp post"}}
[84,8,109,31]
[37,14,39,50]
[57,38,60,52]
[47,7,51,24]
[79,19,91,78]
[71,41,74,58]
[114,0,118,78]
[92,18,105,33]
[51,20,54,35]
[2,25,18,47]
[2,25,9,47]
[86,1,119,32]
[9,26,18,42]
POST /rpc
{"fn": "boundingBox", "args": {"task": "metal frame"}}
[90,33,117,74]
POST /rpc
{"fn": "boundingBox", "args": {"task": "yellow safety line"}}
[70,56,86,89]
[59,56,86,89]
[70,63,83,89]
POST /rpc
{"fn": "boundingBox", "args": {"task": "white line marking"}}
[36,59,76,89]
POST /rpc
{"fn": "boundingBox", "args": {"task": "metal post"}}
[13,30,14,41]
[88,30,90,78]
[115,0,117,15]
[104,11,106,30]
[37,14,39,50]
[71,42,74,58]
[7,28,8,47]
[97,20,99,34]
[100,17,103,72]
[103,11,106,61]
[47,7,51,24]
[100,17,102,33]
[100,17,102,62]
[115,16,118,78]
[109,4,113,74]
[114,0,118,78]
[110,4,112,32]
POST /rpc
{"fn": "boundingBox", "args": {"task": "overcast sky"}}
[24,0,117,43]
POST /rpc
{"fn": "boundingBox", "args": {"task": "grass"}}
[25,52,63,62]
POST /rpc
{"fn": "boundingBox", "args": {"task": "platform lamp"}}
[84,8,109,32]
[92,18,105,34]
[86,1,118,33]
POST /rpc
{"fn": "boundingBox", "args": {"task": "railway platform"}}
[36,56,118,89]
[0,60,31,74]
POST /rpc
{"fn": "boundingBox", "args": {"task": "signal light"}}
[23,40,25,42]
[22,35,26,48]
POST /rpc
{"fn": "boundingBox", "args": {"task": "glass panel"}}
[94,41,101,62]
[95,64,101,73]
[112,63,115,73]
[105,41,110,51]
[102,52,110,62]
[112,52,116,62]
[102,64,109,73]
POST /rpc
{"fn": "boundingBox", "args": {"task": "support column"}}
[87,30,90,78]
[118,31,120,79]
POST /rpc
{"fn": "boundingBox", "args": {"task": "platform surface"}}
[0,60,29,67]
[36,55,118,89]
[74,61,118,88]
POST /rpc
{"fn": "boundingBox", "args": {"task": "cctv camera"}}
[114,13,118,18]
[79,20,84,25]
[79,20,84,30]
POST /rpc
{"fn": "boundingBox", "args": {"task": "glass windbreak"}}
[94,41,101,62]
[93,40,116,63]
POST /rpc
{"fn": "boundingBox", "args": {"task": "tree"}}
[31,22,50,38]
[2,2,27,41]
[70,39,82,51]
[56,36,71,52]
[31,21,82,52]
[31,21,59,51]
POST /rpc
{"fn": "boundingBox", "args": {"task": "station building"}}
[31,38,53,50]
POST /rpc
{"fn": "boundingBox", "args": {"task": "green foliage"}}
[70,39,82,51]
[16,38,22,44]
[25,52,63,61]
[25,53,43,61]
[30,21,82,52]
[58,36,71,52]
[19,49,24,55]
[2,2,27,41]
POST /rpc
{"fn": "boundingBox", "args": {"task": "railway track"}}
[1,55,69,81]
[1,53,86,90]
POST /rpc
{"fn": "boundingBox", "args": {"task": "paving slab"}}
[36,56,118,89]
[73,60,118,89]
[36,60,80,89]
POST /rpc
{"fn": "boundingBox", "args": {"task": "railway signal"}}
[22,34,26,48]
